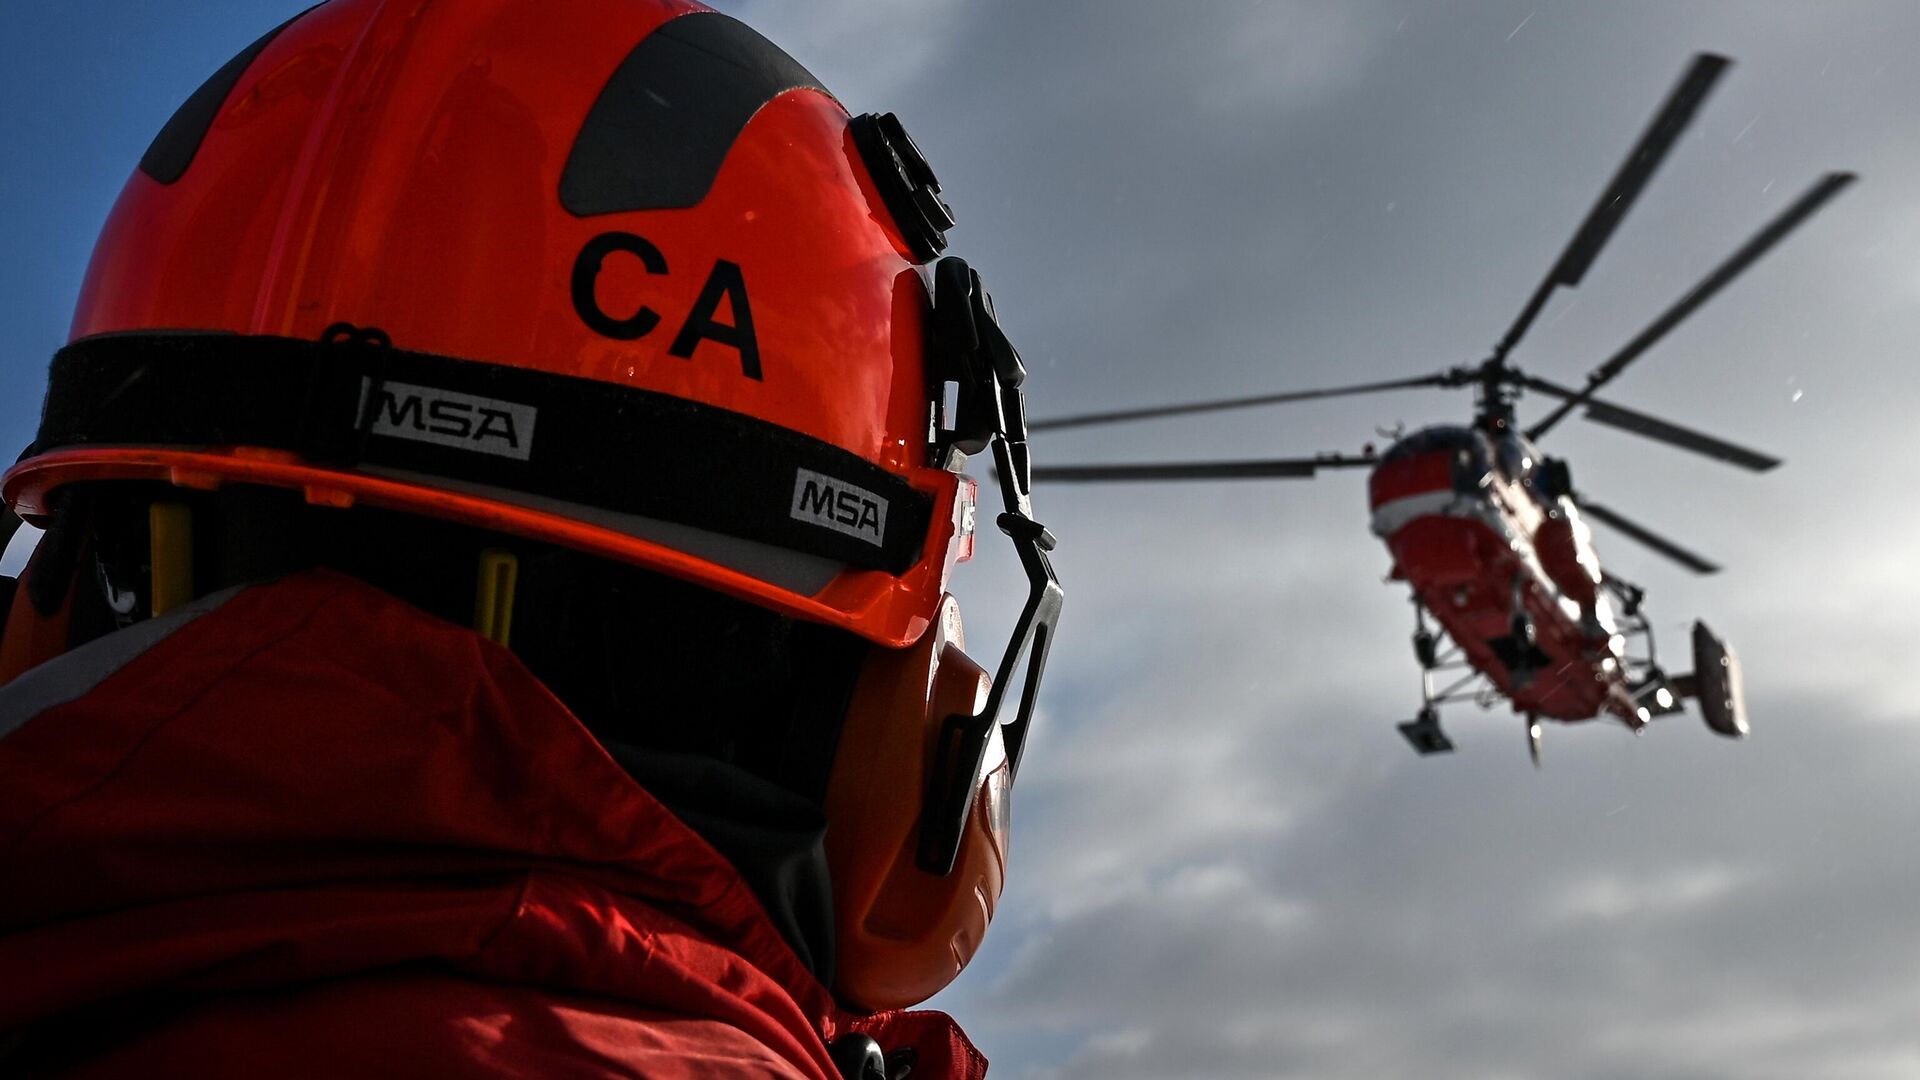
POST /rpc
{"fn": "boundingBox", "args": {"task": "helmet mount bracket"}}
[849,112,954,263]
[918,257,1062,876]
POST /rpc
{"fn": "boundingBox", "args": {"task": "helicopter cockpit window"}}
[1450,431,1495,493]
[1378,426,1494,493]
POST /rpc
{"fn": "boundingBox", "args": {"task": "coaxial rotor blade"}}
[1031,455,1377,483]
[1577,497,1721,575]
[1581,400,1780,471]
[1028,375,1451,433]
[1528,170,1857,439]
[1494,53,1730,360]
[1517,375,1781,471]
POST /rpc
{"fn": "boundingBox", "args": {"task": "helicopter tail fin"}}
[1670,620,1749,738]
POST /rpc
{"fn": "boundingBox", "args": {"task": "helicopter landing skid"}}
[1398,707,1454,755]
[1398,601,1483,754]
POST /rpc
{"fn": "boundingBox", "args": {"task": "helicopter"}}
[1024,54,1853,762]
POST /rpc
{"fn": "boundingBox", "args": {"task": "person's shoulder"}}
[10,969,825,1079]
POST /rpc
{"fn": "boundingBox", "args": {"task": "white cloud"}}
[709,0,971,112]
[1195,2,1379,116]
[1534,863,1757,928]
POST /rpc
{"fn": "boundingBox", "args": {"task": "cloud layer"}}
[715,2,1920,1075]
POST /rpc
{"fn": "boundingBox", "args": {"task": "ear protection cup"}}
[0,505,93,686]
[823,593,1010,1011]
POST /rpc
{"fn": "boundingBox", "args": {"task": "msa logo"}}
[790,468,888,548]
[357,379,538,461]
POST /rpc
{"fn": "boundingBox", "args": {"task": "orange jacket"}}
[0,570,984,1078]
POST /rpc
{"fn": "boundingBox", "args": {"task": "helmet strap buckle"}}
[317,323,397,467]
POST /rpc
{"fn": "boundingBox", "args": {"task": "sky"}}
[8,2,1920,1077]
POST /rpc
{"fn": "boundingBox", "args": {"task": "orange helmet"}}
[3,0,1060,1010]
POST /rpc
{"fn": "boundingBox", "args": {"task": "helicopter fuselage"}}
[1368,424,1640,725]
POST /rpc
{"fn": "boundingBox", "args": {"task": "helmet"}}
[1,0,1060,1010]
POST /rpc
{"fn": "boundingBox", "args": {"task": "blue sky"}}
[13,3,1920,1077]
[4,3,320,574]
[1,3,317,457]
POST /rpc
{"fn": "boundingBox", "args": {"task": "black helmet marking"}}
[561,11,831,217]
[139,7,316,185]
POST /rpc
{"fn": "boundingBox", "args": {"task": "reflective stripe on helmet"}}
[34,331,935,574]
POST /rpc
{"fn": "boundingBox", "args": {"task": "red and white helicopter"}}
[1029,54,1853,761]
